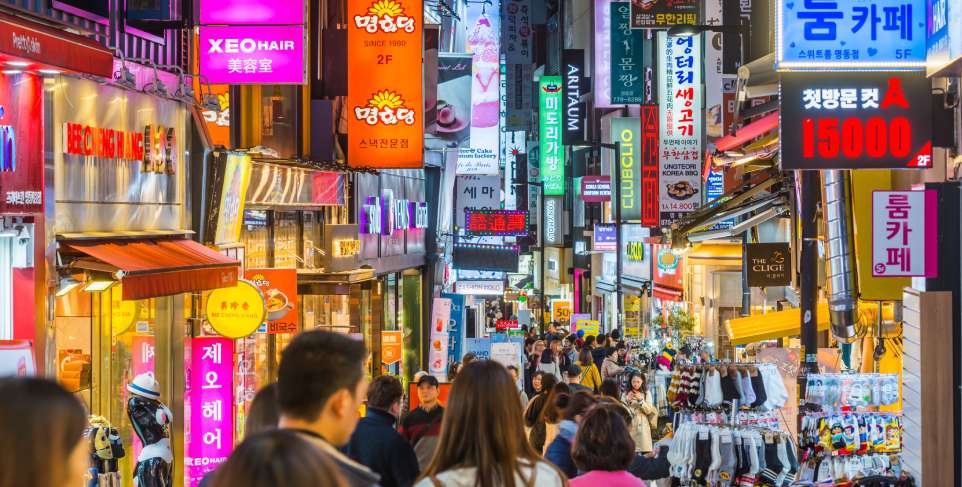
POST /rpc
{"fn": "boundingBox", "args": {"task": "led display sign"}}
[453,243,520,273]
[639,105,659,228]
[612,117,640,221]
[464,209,529,236]
[780,73,932,170]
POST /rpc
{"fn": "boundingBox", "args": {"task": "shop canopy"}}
[62,237,240,300]
[726,304,830,346]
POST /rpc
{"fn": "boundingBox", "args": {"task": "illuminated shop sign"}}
[612,117,640,221]
[359,196,428,234]
[62,122,177,174]
[780,73,932,170]
[465,209,529,236]
[333,239,361,257]
[871,190,937,277]
[0,123,13,172]
[198,26,306,84]
[611,2,645,104]
[778,0,925,69]
[453,242,520,273]
[593,223,617,251]
[630,0,697,27]
[539,76,564,196]
[544,196,563,246]
[746,243,792,286]
[580,176,611,203]
[622,224,651,279]
[639,105,659,228]
[562,49,585,145]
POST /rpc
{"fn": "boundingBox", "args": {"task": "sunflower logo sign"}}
[354,0,416,33]
[354,90,417,126]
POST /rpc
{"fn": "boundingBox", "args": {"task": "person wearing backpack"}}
[575,348,602,393]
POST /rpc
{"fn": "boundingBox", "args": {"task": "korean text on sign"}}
[188,337,235,487]
[871,190,937,278]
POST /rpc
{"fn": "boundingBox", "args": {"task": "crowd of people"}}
[0,325,672,487]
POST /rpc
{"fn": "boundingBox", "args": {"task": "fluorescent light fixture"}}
[731,206,787,235]
[82,278,117,293]
[1,70,22,75]
[37,69,61,75]
[686,227,734,243]
[56,277,82,296]
[5,61,29,67]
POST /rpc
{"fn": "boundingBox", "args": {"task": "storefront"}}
[620,225,651,337]
[355,170,427,380]
[48,76,238,484]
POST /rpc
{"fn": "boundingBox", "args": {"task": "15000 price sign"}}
[781,73,931,170]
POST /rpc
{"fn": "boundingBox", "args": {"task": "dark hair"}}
[597,333,608,344]
[277,330,367,421]
[246,383,280,436]
[541,382,572,423]
[584,335,596,347]
[599,379,620,398]
[537,371,558,395]
[462,352,478,365]
[367,375,403,411]
[0,378,87,487]
[572,404,635,472]
[421,361,563,487]
[212,430,348,487]
[604,346,618,358]
[506,365,519,373]
[596,397,634,425]
[577,348,593,366]
[561,391,596,421]
[627,372,647,393]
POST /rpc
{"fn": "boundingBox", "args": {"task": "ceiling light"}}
[38,69,60,75]
[56,277,82,297]
[82,278,117,293]
[1,70,22,75]
[5,61,29,67]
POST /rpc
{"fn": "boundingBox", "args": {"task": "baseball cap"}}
[417,374,440,387]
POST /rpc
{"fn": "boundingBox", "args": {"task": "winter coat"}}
[346,408,420,487]
[413,459,566,487]
[570,470,646,487]
[576,360,602,393]
[602,356,627,381]
[536,353,563,382]
[544,419,578,478]
[622,390,658,453]
[293,429,381,487]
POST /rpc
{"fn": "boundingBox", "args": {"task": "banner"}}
[426,54,473,151]
[871,190,938,277]
[539,76,564,195]
[657,32,702,226]
[630,0,697,27]
[458,1,501,174]
[612,117,641,221]
[639,105,659,227]
[562,49,586,144]
[610,3,645,104]
[456,175,501,227]
[347,0,423,168]
[593,0,619,107]
[429,297,452,379]
[551,300,572,325]
[441,293,466,366]
[502,0,532,63]
[381,330,403,365]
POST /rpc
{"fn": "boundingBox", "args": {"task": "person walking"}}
[623,373,658,454]
[535,340,563,382]
[211,430,348,487]
[523,371,559,454]
[276,330,380,486]
[540,382,572,454]
[569,404,647,487]
[601,345,628,381]
[400,374,445,470]
[506,365,529,410]
[347,375,420,487]
[544,391,597,478]
[575,348,602,393]
[591,333,608,371]
[563,364,591,393]
[0,378,89,487]
[415,360,566,487]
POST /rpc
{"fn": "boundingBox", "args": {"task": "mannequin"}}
[88,415,125,487]
[126,373,173,487]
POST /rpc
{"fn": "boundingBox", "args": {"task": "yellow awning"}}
[726,304,830,346]
[688,243,743,267]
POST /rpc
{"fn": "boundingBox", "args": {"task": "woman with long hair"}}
[539,382,572,454]
[0,377,89,487]
[211,430,348,487]
[544,391,597,478]
[524,371,558,452]
[416,360,566,487]
[622,372,658,453]
[575,348,601,393]
[570,404,646,487]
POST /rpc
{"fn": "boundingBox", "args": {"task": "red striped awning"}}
[714,112,779,153]
[652,284,683,302]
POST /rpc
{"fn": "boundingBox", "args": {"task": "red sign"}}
[311,172,345,205]
[0,73,42,213]
[244,268,299,334]
[495,319,519,331]
[640,105,659,228]
[465,209,529,236]
[0,12,113,78]
[580,176,611,202]
[63,122,178,175]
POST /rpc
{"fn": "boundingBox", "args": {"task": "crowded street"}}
[0,0,952,484]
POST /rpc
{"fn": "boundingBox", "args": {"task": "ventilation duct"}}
[823,170,860,343]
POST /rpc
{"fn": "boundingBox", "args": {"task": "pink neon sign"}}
[200,0,305,25]
[187,337,234,486]
[198,26,306,84]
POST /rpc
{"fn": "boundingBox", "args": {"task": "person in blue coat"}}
[544,390,597,478]
[346,375,420,487]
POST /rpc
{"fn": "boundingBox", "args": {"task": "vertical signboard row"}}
[539,76,564,196]
[611,118,641,221]
[347,0,424,168]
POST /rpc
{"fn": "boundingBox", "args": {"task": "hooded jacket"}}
[544,419,578,478]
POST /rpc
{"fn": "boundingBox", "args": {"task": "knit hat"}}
[127,373,160,400]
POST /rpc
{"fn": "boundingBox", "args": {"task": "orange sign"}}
[245,268,299,334]
[381,330,403,365]
[192,33,231,148]
[346,0,423,168]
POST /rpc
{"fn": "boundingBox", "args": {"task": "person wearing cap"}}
[400,374,444,470]
[564,364,592,393]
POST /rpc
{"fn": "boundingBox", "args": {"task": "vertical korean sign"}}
[347,0,423,168]
[594,0,618,107]
[611,118,641,220]
[871,190,937,277]
[188,337,234,486]
[657,32,702,227]
[611,3,645,104]
[640,105,659,227]
[539,76,564,196]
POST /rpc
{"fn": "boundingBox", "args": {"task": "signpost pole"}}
[612,141,622,333]
[798,170,821,414]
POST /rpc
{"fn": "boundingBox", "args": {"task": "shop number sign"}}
[205,280,266,338]
[871,190,937,277]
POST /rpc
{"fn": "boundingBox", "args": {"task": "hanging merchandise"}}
[796,413,905,483]
[665,363,789,411]
[803,373,901,408]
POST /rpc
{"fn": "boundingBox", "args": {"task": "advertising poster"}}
[611,117,641,220]
[778,0,925,69]
[428,334,450,379]
[347,0,423,168]
[0,340,35,377]
[458,1,501,175]
[570,313,591,329]
[594,0,619,107]
[491,341,524,388]
[464,337,492,361]
[871,190,938,277]
[657,32,702,226]
[426,54,473,150]
[574,319,600,337]
[539,76,564,195]
[630,0,697,27]
[381,330,403,366]
[456,175,501,227]
[593,223,618,251]
[214,153,252,246]
[245,269,298,333]
[610,3,646,104]
[187,337,234,487]
[0,72,42,214]
[780,73,932,170]
[551,300,572,324]
[441,293,466,366]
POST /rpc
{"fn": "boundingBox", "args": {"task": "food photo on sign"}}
[425,54,473,150]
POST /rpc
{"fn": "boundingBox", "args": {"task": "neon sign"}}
[464,209,529,236]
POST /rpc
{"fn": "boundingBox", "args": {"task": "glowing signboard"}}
[464,209,529,236]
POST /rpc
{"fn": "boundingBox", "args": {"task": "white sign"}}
[456,175,501,227]
[428,297,453,379]
[456,147,500,175]
[657,32,703,227]
[456,280,506,295]
[490,341,523,389]
[544,196,563,246]
[871,190,938,278]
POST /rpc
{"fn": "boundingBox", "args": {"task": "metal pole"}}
[614,141,622,332]
[540,187,546,333]
[799,170,820,387]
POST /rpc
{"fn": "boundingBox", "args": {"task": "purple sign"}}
[188,337,235,486]
[593,223,617,251]
[198,25,306,84]
[200,0,305,25]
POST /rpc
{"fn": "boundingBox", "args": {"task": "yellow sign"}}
[214,153,252,247]
[333,239,361,257]
[575,319,600,337]
[551,300,572,325]
[205,279,266,338]
[110,285,142,336]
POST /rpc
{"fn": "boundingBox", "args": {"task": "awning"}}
[653,285,682,302]
[688,243,742,267]
[726,304,830,346]
[62,238,240,300]
[0,11,113,77]
[715,112,779,152]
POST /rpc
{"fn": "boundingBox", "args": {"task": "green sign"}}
[611,117,641,221]
[539,76,564,196]
[610,2,645,104]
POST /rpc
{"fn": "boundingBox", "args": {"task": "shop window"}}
[258,86,299,159]
[242,210,269,268]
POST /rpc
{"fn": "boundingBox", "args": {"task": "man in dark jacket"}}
[591,333,609,371]
[347,375,419,487]
[400,375,444,470]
